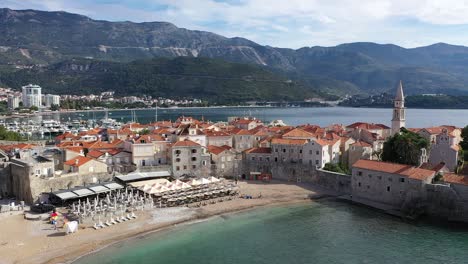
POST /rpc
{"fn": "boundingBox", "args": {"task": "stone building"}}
[207,145,238,177]
[171,139,210,178]
[10,156,55,203]
[428,129,459,171]
[205,130,233,147]
[63,156,108,176]
[351,160,435,209]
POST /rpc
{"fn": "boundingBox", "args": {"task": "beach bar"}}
[49,182,124,205]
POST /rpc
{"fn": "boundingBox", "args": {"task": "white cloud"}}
[4,0,468,48]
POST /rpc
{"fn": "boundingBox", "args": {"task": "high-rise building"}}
[44,94,60,107]
[391,80,405,135]
[22,84,42,108]
[7,95,20,110]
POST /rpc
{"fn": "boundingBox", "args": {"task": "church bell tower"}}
[391,80,405,135]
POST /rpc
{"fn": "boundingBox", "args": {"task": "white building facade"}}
[22,84,42,108]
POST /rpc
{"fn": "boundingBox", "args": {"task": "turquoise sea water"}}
[74,200,468,264]
[10,107,468,127]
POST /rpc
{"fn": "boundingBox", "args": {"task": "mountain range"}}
[2,8,468,100]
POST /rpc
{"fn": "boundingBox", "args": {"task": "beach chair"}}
[126,214,132,220]
[115,216,122,223]
[93,223,100,230]
[98,221,106,228]
[105,220,112,226]
[110,217,117,225]
[131,212,137,219]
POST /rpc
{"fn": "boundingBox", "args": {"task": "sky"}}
[4,0,468,49]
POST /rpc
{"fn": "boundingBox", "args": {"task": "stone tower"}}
[391,80,405,135]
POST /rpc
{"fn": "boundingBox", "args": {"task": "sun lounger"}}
[93,223,100,230]
[131,212,137,219]
[126,214,132,220]
[98,221,106,228]
[115,217,122,223]
[105,220,112,226]
[110,217,117,225]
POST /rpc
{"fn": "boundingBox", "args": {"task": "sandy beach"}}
[0,180,336,264]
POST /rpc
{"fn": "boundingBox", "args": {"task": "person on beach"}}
[50,209,59,230]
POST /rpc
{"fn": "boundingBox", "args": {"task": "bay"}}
[74,200,468,264]
[11,107,468,127]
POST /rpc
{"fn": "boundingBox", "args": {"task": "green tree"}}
[323,163,350,174]
[460,125,468,151]
[50,104,60,111]
[381,128,429,166]
[29,105,39,112]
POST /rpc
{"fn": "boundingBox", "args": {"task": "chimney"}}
[75,159,79,165]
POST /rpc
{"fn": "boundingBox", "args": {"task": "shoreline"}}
[64,199,311,264]
[0,181,331,264]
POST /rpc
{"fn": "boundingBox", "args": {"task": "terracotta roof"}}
[282,128,315,138]
[271,138,308,145]
[235,129,253,136]
[87,141,115,149]
[0,143,36,152]
[346,122,390,130]
[353,160,434,181]
[87,150,104,159]
[205,130,232,137]
[64,146,84,153]
[173,139,201,147]
[207,145,228,155]
[443,173,468,186]
[245,147,272,154]
[64,156,93,167]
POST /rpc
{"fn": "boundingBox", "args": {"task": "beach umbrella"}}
[72,203,76,212]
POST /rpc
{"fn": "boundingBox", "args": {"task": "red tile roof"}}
[271,138,308,145]
[353,160,435,181]
[64,156,92,167]
[282,128,315,138]
[346,122,390,130]
[173,139,201,147]
[87,150,104,159]
[443,173,468,186]
[207,145,228,155]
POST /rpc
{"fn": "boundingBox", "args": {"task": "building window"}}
[368,174,372,178]
[389,177,393,182]
[316,151,319,155]
[259,157,263,161]
[299,149,303,154]
[387,186,390,192]
[192,157,197,161]
[175,158,180,162]
[315,160,319,165]
[358,182,361,187]
[378,175,382,180]
[274,157,278,162]
[176,166,180,171]
[192,149,197,154]
[252,157,256,161]
[283,149,286,153]
[183,165,187,170]
[275,148,278,153]
[400,178,405,183]
[175,150,181,155]
[367,185,370,189]
[192,165,196,169]
[358,171,362,176]
[202,161,207,166]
